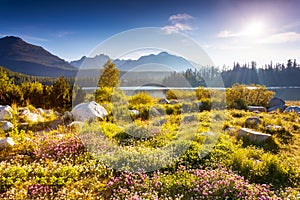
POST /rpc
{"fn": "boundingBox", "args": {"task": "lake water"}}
[83,86,300,101]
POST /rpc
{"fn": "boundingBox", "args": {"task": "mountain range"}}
[71,52,195,72]
[0,36,195,78]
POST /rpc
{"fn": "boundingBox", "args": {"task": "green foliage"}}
[98,60,119,88]
[166,89,196,100]
[226,84,274,109]
[195,86,211,100]
[95,87,114,103]
[50,76,71,110]
[128,92,154,120]
[21,82,44,107]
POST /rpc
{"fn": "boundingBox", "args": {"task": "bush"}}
[226,84,274,109]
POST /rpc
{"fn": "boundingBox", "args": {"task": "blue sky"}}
[1,0,300,67]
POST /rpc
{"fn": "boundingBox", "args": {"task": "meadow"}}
[0,84,300,199]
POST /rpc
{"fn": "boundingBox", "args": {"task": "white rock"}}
[266,125,282,131]
[37,108,44,115]
[1,121,14,131]
[20,107,30,115]
[25,113,44,123]
[0,137,15,150]
[71,101,108,122]
[238,128,271,143]
[0,105,13,120]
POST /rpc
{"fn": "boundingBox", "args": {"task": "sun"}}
[243,21,264,37]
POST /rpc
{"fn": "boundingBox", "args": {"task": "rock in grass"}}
[0,137,15,150]
[37,108,44,115]
[284,106,300,113]
[245,116,262,127]
[268,97,285,108]
[268,97,285,112]
[248,106,267,113]
[71,101,108,122]
[265,124,283,131]
[1,121,14,131]
[0,105,13,120]
[25,112,44,123]
[238,128,271,143]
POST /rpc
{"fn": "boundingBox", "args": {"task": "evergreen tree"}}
[51,76,71,110]
[98,60,120,88]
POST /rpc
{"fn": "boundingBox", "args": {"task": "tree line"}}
[163,59,300,87]
[0,69,83,111]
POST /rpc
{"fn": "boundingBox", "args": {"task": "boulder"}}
[183,115,196,123]
[238,128,271,143]
[25,113,44,123]
[284,106,300,113]
[268,97,285,112]
[248,106,267,113]
[268,97,285,108]
[1,121,14,131]
[268,104,286,113]
[0,105,13,120]
[37,108,44,115]
[245,116,262,127]
[71,101,108,122]
[158,99,170,104]
[0,137,15,150]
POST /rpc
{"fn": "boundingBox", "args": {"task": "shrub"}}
[226,84,274,109]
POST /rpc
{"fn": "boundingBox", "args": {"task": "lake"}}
[83,86,300,101]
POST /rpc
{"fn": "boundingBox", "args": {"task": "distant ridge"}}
[0,36,77,77]
[70,52,195,72]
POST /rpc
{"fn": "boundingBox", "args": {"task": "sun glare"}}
[243,21,264,36]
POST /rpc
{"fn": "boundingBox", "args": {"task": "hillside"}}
[0,36,77,77]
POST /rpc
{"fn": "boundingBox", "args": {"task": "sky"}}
[1,0,300,68]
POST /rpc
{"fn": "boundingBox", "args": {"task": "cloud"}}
[162,13,195,34]
[217,30,241,38]
[169,13,193,22]
[259,32,300,44]
[53,31,74,38]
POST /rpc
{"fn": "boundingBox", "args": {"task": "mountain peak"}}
[0,36,77,77]
[0,36,25,44]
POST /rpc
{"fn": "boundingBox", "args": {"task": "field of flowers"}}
[0,89,300,199]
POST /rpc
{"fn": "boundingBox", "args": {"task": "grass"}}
[0,99,300,199]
